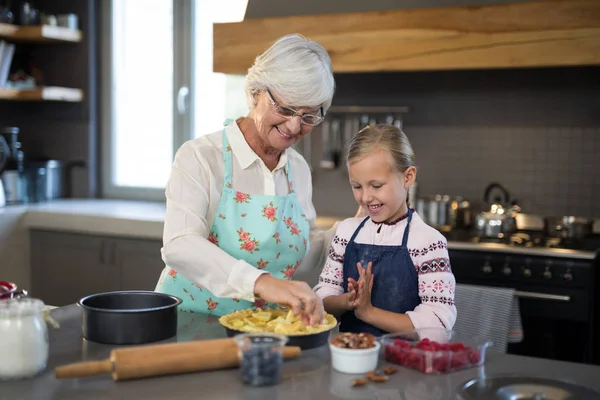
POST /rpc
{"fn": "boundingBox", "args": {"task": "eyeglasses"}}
[266,89,324,127]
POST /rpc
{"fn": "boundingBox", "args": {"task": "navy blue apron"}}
[340,209,421,336]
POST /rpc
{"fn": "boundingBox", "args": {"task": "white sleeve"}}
[314,223,351,299]
[161,142,267,302]
[405,236,458,330]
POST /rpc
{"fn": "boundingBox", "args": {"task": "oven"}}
[448,244,599,365]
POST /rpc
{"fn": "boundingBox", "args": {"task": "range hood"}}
[213,0,600,74]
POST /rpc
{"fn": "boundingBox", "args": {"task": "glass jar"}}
[0,298,49,380]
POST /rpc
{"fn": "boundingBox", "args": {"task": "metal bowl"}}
[77,291,182,345]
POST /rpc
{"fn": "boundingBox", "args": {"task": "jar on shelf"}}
[0,298,49,380]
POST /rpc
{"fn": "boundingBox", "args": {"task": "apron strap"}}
[285,156,294,193]
[349,216,370,243]
[401,208,413,247]
[221,128,233,186]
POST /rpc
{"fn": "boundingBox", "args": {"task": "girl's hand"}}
[353,261,374,320]
[344,278,358,310]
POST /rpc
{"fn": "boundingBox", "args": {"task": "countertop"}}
[4,199,597,259]
[3,199,341,239]
[3,305,600,400]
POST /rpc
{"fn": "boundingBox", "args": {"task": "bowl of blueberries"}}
[234,332,289,387]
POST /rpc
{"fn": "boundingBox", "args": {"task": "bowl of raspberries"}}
[381,327,492,374]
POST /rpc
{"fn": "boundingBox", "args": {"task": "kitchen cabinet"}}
[30,230,164,306]
[213,0,600,74]
[115,238,166,291]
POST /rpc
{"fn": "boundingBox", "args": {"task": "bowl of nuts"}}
[328,332,380,374]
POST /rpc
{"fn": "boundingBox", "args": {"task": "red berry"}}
[468,351,481,364]
[450,342,466,352]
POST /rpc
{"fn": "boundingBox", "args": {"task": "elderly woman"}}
[155,34,336,325]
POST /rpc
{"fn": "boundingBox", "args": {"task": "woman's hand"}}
[352,262,374,320]
[254,274,324,326]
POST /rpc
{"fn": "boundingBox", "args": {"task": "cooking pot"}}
[544,216,592,242]
[0,135,9,172]
[416,195,472,231]
[475,183,519,240]
[0,280,28,300]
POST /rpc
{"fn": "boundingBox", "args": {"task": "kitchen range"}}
[420,183,600,366]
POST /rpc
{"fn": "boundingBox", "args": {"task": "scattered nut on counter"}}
[370,375,389,383]
[383,366,398,375]
[351,366,397,388]
[365,370,377,380]
[330,332,376,349]
[351,378,368,387]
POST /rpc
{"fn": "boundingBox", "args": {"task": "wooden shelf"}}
[0,23,82,43]
[213,0,600,73]
[0,87,84,102]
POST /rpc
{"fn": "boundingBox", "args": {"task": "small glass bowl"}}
[234,332,288,387]
[380,327,492,375]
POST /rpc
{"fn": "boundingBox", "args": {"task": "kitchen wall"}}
[244,0,600,220]
[311,66,600,219]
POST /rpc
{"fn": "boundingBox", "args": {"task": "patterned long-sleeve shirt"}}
[314,211,457,330]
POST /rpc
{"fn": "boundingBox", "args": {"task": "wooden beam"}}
[213,0,600,74]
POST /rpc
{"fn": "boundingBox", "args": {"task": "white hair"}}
[245,34,335,114]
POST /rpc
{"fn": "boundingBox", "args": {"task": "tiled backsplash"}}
[311,67,600,219]
[310,126,600,219]
[407,126,600,218]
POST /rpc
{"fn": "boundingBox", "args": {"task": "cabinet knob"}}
[482,263,492,274]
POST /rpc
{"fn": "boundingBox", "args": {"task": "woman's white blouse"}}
[161,122,336,302]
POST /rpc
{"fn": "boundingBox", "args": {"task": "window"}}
[102,0,248,200]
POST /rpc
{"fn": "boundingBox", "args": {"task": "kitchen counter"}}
[3,304,600,400]
[7,199,340,239]
[3,199,598,259]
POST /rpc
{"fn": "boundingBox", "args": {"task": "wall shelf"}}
[0,23,82,43]
[213,0,600,74]
[0,86,84,102]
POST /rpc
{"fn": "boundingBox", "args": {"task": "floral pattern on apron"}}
[155,127,310,315]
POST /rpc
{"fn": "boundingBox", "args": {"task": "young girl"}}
[314,124,457,335]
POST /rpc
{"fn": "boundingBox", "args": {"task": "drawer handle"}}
[515,290,570,302]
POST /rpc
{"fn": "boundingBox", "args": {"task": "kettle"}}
[475,183,520,240]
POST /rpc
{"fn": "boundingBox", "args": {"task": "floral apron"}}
[155,127,310,315]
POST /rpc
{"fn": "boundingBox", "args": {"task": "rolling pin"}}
[55,338,301,381]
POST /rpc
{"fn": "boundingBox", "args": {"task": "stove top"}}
[476,232,598,250]
[443,230,600,259]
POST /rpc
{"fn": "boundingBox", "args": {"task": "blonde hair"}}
[245,34,335,112]
[346,124,416,205]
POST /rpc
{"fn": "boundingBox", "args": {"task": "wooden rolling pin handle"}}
[55,345,301,380]
[55,359,113,379]
[282,346,301,359]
